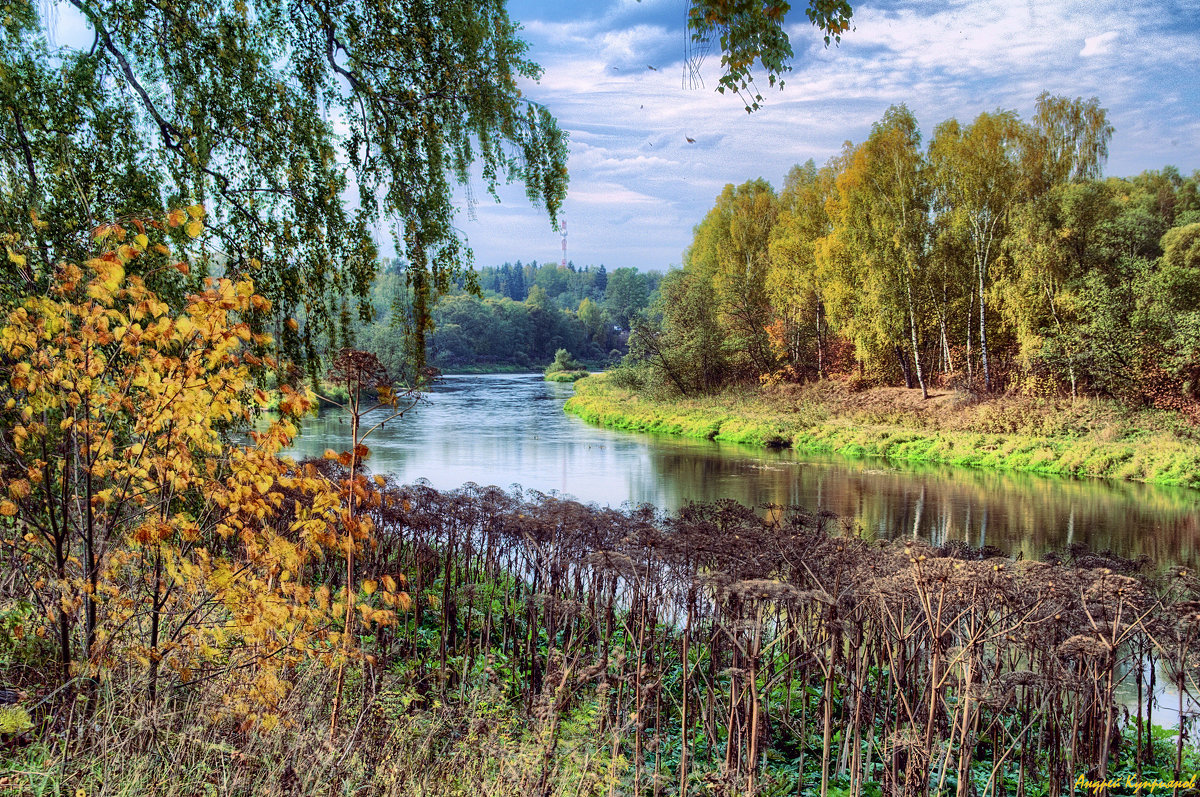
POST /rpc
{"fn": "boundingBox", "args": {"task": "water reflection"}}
[286,374,1200,566]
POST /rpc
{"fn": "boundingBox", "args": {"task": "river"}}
[286,373,1200,568]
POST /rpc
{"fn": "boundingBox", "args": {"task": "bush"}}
[544,348,585,375]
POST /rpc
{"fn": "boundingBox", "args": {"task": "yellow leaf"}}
[6,248,26,267]
[185,220,204,239]
[0,500,17,517]
[167,208,186,228]
[104,262,125,292]
[362,580,377,595]
[133,233,149,250]
[186,204,205,220]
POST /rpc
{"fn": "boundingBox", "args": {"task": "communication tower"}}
[560,216,568,268]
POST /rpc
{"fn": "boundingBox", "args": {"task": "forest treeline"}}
[622,94,1200,412]
[344,262,661,377]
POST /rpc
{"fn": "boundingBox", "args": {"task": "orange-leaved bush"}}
[0,212,404,728]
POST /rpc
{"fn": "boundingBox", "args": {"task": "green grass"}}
[564,376,1200,487]
[544,370,589,383]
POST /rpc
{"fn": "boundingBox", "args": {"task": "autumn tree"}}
[687,179,779,378]
[829,106,932,394]
[1026,92,1114,192]
[767,159,837,379]
[929,110,1028,391]
[0,213,406,726]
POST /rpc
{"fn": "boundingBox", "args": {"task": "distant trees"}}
[604,267,652,332]
[347,260,658,372]
[625,94,1200,413]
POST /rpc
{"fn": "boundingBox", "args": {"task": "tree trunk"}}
[907,282,928,399]
[896,345,913,389]
[978,258,991,391]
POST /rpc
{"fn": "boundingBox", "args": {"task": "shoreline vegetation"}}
[7,481,1200,794]
[544,369,589,382]
[543,348,591,382]
[564,374,1200,488]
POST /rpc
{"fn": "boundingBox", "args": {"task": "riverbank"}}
[6,484,1195,794]
[564,375,1200,487]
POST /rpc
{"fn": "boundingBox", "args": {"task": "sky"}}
[462,0,1200,272]
[45,0,1200,273]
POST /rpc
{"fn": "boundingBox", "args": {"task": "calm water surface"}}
[288,374,1200,567]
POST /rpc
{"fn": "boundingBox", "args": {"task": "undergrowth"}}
[5,484,1200,796]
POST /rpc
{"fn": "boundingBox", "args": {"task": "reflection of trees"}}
[641,438,1200,565]
[289,380,1200,567]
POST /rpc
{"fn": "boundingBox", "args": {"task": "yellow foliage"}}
[0,216,406,730]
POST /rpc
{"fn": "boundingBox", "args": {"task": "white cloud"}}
[1080,31,1119,57]
[466,0,1200,270]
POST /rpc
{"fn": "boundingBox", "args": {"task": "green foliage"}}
[544,348,586,379]
[603,267,651,331]
[0,601,51,669]
[687,0,853,111]
[629,268,729,395]
[0,0,569,373]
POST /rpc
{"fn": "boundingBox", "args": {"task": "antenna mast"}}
[560,216,568,268]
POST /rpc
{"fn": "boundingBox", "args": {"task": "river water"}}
[287,373,1200,567]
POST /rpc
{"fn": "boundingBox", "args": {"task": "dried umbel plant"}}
[160,480,1196,797]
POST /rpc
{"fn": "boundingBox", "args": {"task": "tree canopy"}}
[619,96,1200,411]
[1,0,568,374]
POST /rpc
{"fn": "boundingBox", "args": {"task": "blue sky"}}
[46,0,1200,273]
[467,0,1200,272]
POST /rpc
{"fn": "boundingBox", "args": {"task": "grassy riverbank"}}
[564,375,1200,487]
